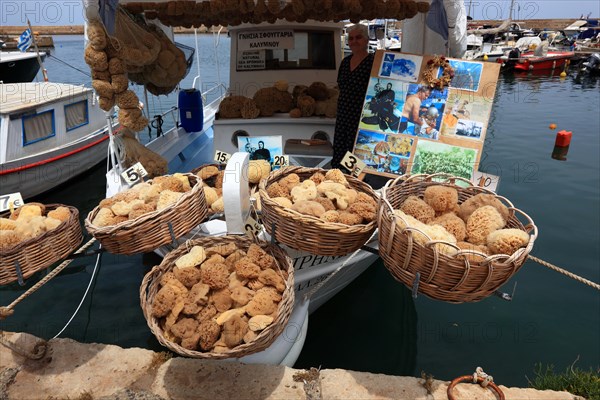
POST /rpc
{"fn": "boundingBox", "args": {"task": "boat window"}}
[22,110,55,146]
[65,99,89,131]
[237,30,336,71]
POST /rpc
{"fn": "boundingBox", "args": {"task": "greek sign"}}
[237,50,265,71]
[237,30,294,51]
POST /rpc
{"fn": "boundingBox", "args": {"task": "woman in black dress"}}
[332,24,374,169]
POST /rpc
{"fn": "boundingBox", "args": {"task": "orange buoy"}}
[555,130,572,147]
[549,123,557,130]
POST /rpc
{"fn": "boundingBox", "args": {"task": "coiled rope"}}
[528,255,600,291]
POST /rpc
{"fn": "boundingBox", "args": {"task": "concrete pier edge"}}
[0,332,582,400]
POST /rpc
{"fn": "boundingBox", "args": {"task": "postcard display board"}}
[352,50,500,181]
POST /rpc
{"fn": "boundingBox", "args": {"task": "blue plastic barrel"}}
[179,89,203,133]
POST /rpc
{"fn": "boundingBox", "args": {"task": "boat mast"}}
[27,19,48,82]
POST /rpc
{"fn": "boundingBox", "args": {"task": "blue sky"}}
[0,1,598,26]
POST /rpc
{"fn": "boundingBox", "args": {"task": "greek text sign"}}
[237,50,265,70]
[237,30,294,50]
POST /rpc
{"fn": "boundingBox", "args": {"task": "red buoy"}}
[555,130,572,147]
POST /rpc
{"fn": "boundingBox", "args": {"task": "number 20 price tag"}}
[273,155,289,167]
[341,151,366,178]
[121,162,148,185]
[214,150,231,164]
[244,216,262,239]
[0,192,24,213]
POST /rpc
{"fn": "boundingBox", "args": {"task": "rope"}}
[528,255,600,291]
[0,238,97,320]
[46,54,91,77]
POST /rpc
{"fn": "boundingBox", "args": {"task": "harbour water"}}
[1,35,598,388]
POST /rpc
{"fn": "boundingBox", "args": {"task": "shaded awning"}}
[118,0,430,28]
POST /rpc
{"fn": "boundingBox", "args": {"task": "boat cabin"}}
[0,82,111,198]
[213,20,343,161]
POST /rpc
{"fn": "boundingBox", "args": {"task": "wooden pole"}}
[27,19,48,82]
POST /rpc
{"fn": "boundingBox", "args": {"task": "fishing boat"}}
[0,82,115,199]
[75,0,461,367]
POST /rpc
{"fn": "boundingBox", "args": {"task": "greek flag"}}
[17,29,33,52]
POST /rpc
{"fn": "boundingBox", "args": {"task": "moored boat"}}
[0,51,46,83]
[0,82,116,199]
[498,50,575,71]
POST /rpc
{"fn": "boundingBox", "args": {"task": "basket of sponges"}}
[0,203,83,285]
[378,173,537,303]
[140,235,294,359]
[258,166,378,256]
[85,173,208,255]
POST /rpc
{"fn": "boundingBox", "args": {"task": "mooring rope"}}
[0,238,97,320]
[0,333,47,360]
[528,255,600,291]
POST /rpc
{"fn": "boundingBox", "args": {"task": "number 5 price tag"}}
[244,216,262,239]
[0,192,24,213]
[341,151,366,178]
[472,171,500,193]
[273,155,289,167]
[121,162,148,185]
[214,150,231,164]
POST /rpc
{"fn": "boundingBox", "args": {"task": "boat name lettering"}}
[237,30,294,51]
[294,254,342,270]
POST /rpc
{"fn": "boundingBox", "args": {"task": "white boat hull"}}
[0,131,109,199]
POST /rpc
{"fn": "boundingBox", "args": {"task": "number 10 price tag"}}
[121,162,148,185]
[0,192,24,213]
[341,151,366,178]
[472,171,500,193]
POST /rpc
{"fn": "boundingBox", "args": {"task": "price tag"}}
[244,216,262,239]
[472,171,500,192]
[0,192,24,213]
[272,154,289,167]
[120,162,148,185]
[341,151,366,178]
[214,150,231,164]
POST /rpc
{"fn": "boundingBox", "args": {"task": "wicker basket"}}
[140,235,295,359]
[85,173,208,255]
[0,204,83,286]
[378,173,538,303]
[258,166,378,256]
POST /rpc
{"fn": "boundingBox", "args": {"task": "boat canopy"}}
[84,0,431,28]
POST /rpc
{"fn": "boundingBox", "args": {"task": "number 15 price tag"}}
[121,162,148,185]
[341,151,366,178]
[214,150,231,164]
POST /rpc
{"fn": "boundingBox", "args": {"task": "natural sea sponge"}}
[258,269,286,292]
[459,193,510,223]
[432,212,467,242]
[393,210,457,254]
[0,230,23,250]
[234,256,261,279]
[400,195,435,223]
[218,95,246,118]
[307,81,329,100]
[200,262,230,289]
[87,19,107,51]
[197,319,221,351]
[325,169,349,186]
[487,228,530,255]
[84,45,108,71]
[47,206,71,222]
[152,285,178,318]
[466,205,505,245]
[292,200,326,217]
[423,185,459,214]
[290,180,318,203]
[0,218,17,230]
[247,244,275,270]
[247,160,271,184]
[116,90,139,109]
[347,201,377,222]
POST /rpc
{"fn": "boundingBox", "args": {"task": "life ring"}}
[447,375,505,400]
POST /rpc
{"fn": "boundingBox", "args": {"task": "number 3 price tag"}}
[214,150,231,164]
[0,192,24,213]
[273,155,289,167]
[341,151,366,178]
[472,171,500,193]
[121,162,148,185]
[244,216,262,239]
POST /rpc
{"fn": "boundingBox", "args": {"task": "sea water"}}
[0,35,598,387]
